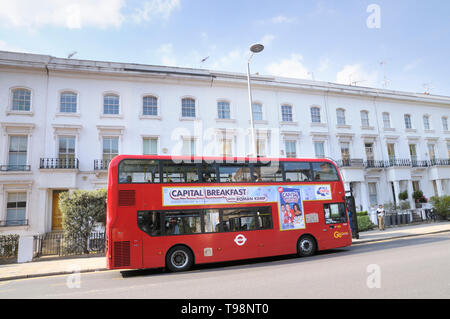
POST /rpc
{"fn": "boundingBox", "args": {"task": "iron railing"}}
[0,165,31,171]
[40,158,79,169]
[94,159,111,171]
[33,232,105,257]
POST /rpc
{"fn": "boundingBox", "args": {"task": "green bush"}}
[430,195,450,219]
[0,234,19,258]
[357,215,375,232]
[357,211,368,217]
[59,188,107,254]
[398,190,408,201]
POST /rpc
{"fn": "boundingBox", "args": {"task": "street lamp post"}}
[247,43,264,158]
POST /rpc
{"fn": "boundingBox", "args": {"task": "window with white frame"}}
[220,138,233,157]
[58,136,76,167]
[181,98,196,118]
[447,142,450,158]
[103,137,119,161]
[368,183,378,207]
[143,137,158,155]
[281,105,293,122]
[427,143,436,161]
[8,135,28,170]
[340,142,350,162]
[409,144,417,162]
[404,114,412,129]
[387,143,396,161]
[310,106,321,123]
[314,141,325,158]
[256,139,266,157]
[382,112,391,128]
[217,101,231,119]
[442,117,449,131]
[11,88,31,111]
[103,94,120,115]
[182,138,196,156]
[6,192,27,226]
[252,103,263,121]
[360,110,370,127]
[423,115,431,130]
[285,140,297,158]
[336,108,346,125]
[60,92,77,113]
[143,96,158,116]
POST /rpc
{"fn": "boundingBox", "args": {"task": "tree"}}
[59,189,107,254]
[430,195,450,219]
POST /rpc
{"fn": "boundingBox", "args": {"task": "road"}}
[0,232,449,299]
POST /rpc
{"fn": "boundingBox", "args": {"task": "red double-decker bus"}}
[106,155,352,272]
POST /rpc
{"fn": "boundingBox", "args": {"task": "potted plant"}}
[413,190,425,208]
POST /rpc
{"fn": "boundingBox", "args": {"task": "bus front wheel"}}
[166,245,194,272]
[297,235,317,257]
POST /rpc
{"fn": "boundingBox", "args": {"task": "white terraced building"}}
[0,50,449,235]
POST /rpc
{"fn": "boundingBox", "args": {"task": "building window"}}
[182,138,196,156]
[252,103,263,121]
[423,115,431,130]
[58,136,76,164]
[220,139,233,157]
[365,143,374,161]
[360,111,369,127]
[103,94,119,115]
[340,142,350,162]
[404,114,412,129]
[387,143,396,161]
[447,143,450,158]
[310,106,321,123]
[181,98,196,118]
[11,88,31,111]
[285,140,297,158]
[217,101,230,119]
[256,139,266,157]
[368,183,378,207]
[8,135,28,170]
[382,112,391,128]
[314,141,325,158]
[336,109,346,125]
[427,144,436,161]
[143,138,158,155]
[442,117,448,131]
[6,192,27,226]
[60,92,77,113]
[409,144,417,162]
[143,96,158,116]
[281,105,293,122]
[103,137,119,161]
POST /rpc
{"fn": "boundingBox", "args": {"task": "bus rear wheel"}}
[297,235,316,257]
[166,245,194,272]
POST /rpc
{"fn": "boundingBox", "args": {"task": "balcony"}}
[0,165,31,171]
[94,159,111,171]
[429,158,450,166]
[364,160,386,169]
[40,158,79,169]
[384,158,412,167]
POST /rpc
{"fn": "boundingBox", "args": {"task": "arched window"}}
[103,94,119,115]
[310,106,321,123]
[143,95,158,116]
[181,98,196,118]
[60,91,77,113]
[11,88,31,111]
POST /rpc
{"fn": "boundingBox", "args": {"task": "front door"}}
[52,190,66,230]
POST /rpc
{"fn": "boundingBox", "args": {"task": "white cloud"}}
[0,0,126,30]
[157,43,177,66]
[265,54,310,79]
[0,40,28,53]
[336,64,378,87]
[260,34,275,47]
[132,0,180,23]
[270,15,296,24]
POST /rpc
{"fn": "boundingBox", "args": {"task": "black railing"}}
[429,158,450,166]
[0,220,28,227]
[364,160,385,168]
[385,158,411,167]
[94,159,111,170]
[336,159,364,168]
[34,232,105,257]
[411,160,429,168]
[40,158,79,169]
[0,165,31,171]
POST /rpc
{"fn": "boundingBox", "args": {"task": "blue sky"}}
[1,0,449,95]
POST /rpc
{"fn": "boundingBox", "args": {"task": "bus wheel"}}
[166,245,194,272]
[297,235,316,257]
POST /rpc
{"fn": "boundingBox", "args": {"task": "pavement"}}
[1,221,449,282]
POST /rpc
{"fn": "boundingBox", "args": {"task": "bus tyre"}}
[166,245,194,272]
[297,235,316,257]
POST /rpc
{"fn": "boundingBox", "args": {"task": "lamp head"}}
[249,43,264,53]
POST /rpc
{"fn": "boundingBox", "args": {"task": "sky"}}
[0,0,449,96]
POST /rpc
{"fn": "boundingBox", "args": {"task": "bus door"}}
[322,202,352,247]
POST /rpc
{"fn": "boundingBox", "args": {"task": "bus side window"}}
[312,162,339,181]
[218,164,251,182]
[119,159,160,183]
[283,162,312,182]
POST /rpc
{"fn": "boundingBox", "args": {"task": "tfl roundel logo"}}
[234,234,247,246]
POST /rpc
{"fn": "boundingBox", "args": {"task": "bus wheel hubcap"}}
[171,250,188,268]
[300,240,311,253]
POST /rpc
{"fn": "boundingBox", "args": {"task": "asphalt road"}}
[1,232,449,299]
